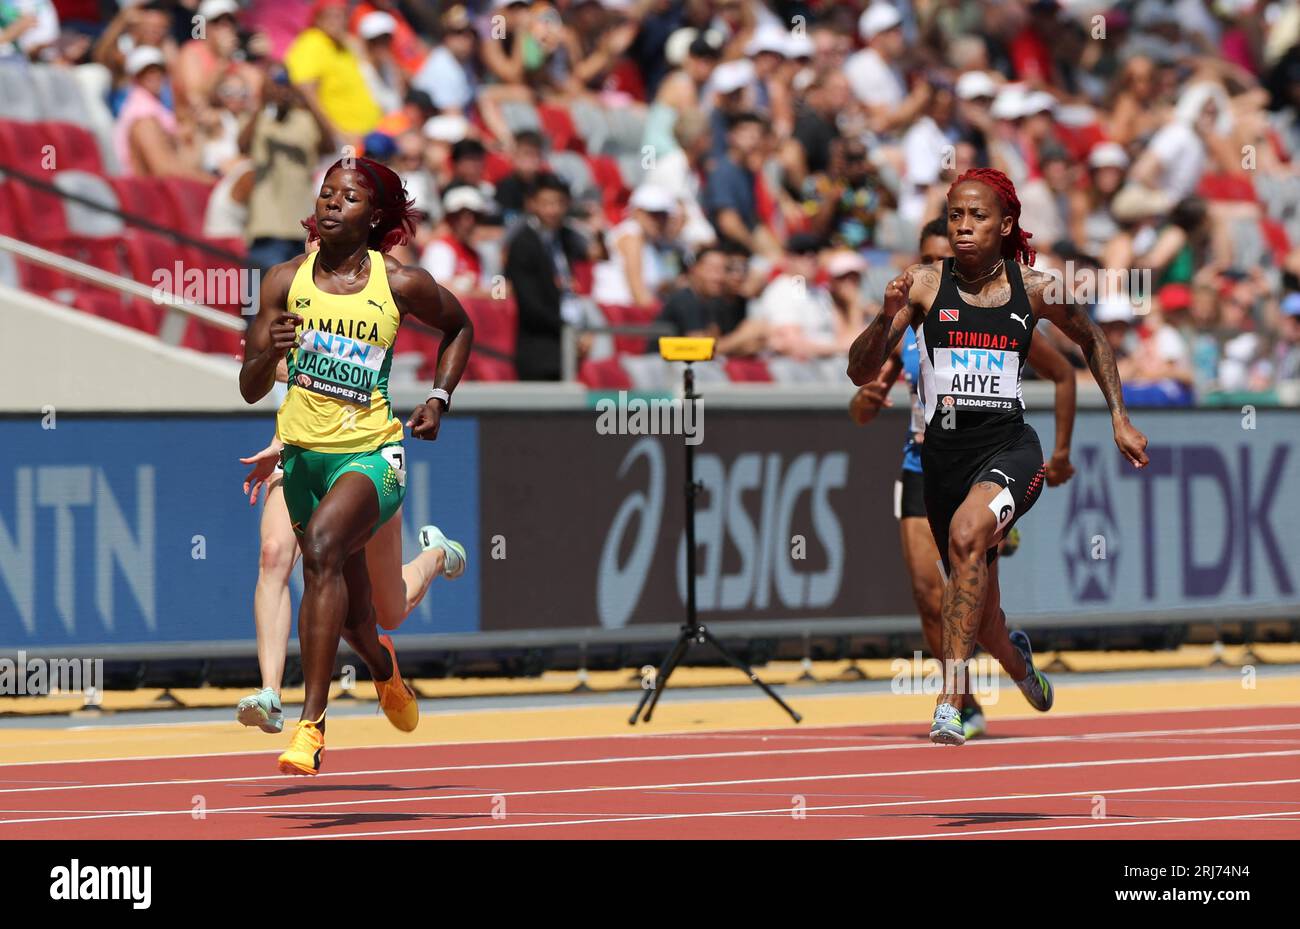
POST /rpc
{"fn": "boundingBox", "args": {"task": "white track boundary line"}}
[253,781,1300,840]
[1,749,1296,829]
[850,809,1300,840]
[1,722,1296,797]
[2,699,1295,768]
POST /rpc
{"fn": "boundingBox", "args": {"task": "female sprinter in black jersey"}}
[848,168,1148,744]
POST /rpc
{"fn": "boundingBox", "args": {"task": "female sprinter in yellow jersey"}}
[240,156,473,775]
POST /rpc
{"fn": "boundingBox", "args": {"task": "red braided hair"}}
[302,157,418,253]
[946,168,1035,267]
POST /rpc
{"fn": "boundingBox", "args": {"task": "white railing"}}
[0,233,244,345]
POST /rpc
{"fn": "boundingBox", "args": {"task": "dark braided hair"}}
[946,168,1035,267]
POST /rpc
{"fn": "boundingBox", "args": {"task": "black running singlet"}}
[915,258,1034,449]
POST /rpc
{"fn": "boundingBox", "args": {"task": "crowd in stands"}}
[3,0,1300,402]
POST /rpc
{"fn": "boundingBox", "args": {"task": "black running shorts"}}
[894,469,927,521]
[921,424,1046,572]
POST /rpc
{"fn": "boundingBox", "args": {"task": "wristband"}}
[426,387,451,411]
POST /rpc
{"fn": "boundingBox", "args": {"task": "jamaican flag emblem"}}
[294,297,311,310]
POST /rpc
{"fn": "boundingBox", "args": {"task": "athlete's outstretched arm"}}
[1026,335,1076,486]
[849,342,904,425]
[846,263,935,386]
[1028,269,1149,468]
[390,264,474,441]
[240,262,301,404]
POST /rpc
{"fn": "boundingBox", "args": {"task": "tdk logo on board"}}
[1062,446,1119,602]
[49,859,151,909]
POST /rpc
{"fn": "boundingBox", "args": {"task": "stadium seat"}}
[42,122,104,174]
[724,356,774,382]
[537,103,581,153]
[602,107,647,156]
[53,171,123,237]
[548,150,598,202]
[605,59,647,102]
[617,153,645,190]
[499,100,542,136]
[0,119,61,173]
[484,149,514,185]
[4,178,70,242]
[0,62,40,121]
[30,66,94,126]
[585,154,629,221]
[158,178,216,238]
[105,176,183,231]
[599,303,661,355]
[578,356,632,390]
[181,314,245,359]
[568,99,611,155]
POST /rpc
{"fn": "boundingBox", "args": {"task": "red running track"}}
[0,706,1297,840]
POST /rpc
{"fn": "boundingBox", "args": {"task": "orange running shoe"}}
[277,716,325,775]
[374,635,419,732]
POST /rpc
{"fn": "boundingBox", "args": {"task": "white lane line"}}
[1,722,1295,797]
[2,699,1295,768]
[1,750,1296,829]
[850,809,1300,840]
[250,778,1300,840]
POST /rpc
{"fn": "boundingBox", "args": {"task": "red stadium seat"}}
[599,303,661,355]
[578,357,632,390]
[6,179,69,242]
[484,150,514,185]
[41,122,104,174]
[537,103,581,153]
[158,178,216,238]
[0,120,60,173]
[586,154,629,223]
[724,356,774,382]
[106,176,183,231]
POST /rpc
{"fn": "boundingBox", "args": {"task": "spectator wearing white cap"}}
[744,23,796,137]
[113,46,209,181]
[422,186,490,299]
[705,58,759,159]
[410,4,479,113]
[643,30,721,159]
[752,233,843,363]
[845,3,929,136]
[356,9,406,114]
[174,0,262,121]
[1072,142,1130,261]
[825,250,871,351]
[593,184,680,308]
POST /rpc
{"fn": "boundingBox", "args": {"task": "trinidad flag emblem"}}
[939,309,960,322]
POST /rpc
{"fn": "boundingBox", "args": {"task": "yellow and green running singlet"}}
[276,250,404,453]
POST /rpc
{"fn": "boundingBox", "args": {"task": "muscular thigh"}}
[303,472,381,562]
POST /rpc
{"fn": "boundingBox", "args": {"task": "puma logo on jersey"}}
[368,299,388,315]
[1010,312,1030,330]
[990,468,1015,484]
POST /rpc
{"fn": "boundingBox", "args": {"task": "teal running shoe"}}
[930,703,965,745]
[236,687,283,734]
[1010,629,1054,711]
[419,525,467,579]
[961,704,987,740]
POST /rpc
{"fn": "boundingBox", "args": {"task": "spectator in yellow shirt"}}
[284,0,382,140]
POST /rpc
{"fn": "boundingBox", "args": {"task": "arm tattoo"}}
[846,265,934,385]
[1055,301,1129,420]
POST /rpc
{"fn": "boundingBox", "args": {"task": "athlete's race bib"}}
[381,445,406,488]
[932,347,1021,411]
[291,329,387,407]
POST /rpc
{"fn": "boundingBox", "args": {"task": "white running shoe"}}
[418,525,467,579]
[236,687,283,734]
